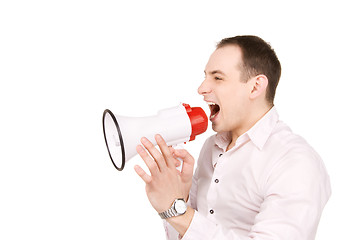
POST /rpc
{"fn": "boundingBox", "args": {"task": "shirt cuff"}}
[181,211,217,240]
[163,220,180,240]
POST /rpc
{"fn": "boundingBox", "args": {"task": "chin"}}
[212,122,224,133]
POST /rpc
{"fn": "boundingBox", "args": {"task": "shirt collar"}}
[214,106,279,151]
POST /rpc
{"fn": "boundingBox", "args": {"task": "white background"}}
[1,0,356,239]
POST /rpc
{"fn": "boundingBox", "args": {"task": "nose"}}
[198,79,212,95]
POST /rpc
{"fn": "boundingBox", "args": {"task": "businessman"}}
[134,35,331,240]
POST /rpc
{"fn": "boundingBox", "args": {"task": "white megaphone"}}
[102,103,208,171]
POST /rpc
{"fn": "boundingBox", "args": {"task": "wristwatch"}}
[159,198,187,219]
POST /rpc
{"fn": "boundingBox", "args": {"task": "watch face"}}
[174,200,187,214]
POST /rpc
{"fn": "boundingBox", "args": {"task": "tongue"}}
[210,105,220,119]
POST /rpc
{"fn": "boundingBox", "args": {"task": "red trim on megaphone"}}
[182,103,208,141]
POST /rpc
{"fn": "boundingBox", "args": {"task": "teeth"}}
[207,101,219,120]
[210,113,217,120]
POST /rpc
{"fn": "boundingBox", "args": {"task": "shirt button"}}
[214,179,219,183]
[209,209,214,214]
[219,153,223,157]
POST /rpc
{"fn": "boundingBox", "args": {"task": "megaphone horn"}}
[102,103,208,171]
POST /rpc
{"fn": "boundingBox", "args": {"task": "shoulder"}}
[264,121,330,194]
[267,120,320,160]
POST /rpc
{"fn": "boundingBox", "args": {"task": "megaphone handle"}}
[172,144,184,172]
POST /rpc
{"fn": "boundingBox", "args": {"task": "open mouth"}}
[208,102,220,120]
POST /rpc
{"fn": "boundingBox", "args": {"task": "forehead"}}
[205,45,243,74]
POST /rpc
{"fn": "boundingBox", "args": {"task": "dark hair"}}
[217,35,281,104]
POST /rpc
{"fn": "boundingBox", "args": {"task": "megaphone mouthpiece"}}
[183,103,208,141]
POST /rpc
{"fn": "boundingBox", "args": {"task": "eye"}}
[215,76,223,80]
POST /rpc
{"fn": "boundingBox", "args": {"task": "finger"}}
[175,158,181,167]
[169,146,175,155]
[173,149,195,175]
[174,149,194,165]
[155,134,176,169]
[136,145,159,176]
[134,165,152,184]
[140,137,167,172]
[169,146,181,167]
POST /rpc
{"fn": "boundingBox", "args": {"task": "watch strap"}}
[159,208,176,219]
[158,198,186,219]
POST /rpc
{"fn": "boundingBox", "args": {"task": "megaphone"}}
[102,103,208,171]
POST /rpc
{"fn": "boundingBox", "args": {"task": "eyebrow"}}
[204,70,226,76]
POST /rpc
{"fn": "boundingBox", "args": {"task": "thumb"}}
[173,149,194,166]
[173,149,195,177]
[168,146,182,167]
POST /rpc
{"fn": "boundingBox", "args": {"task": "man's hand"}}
[134,134,194,213]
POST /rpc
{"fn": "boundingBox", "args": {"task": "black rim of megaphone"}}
[102,109,125,171]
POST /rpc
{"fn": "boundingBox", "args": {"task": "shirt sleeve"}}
[163,220,180,240]
[181,151,331,240]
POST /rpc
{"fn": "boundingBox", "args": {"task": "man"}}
[134,35,331,240]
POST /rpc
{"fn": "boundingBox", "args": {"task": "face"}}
[198,45,253,134]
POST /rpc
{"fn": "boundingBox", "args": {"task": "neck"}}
[226,104,273,151]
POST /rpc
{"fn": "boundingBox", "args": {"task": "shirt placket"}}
[206,148,225,221]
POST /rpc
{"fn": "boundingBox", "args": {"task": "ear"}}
[249,74,268,100]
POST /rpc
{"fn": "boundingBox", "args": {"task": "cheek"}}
[217,82,248,109]
[221,88,248,115]
[224,87,246,104]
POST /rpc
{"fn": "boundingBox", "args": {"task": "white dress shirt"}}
[165,107,331,240]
